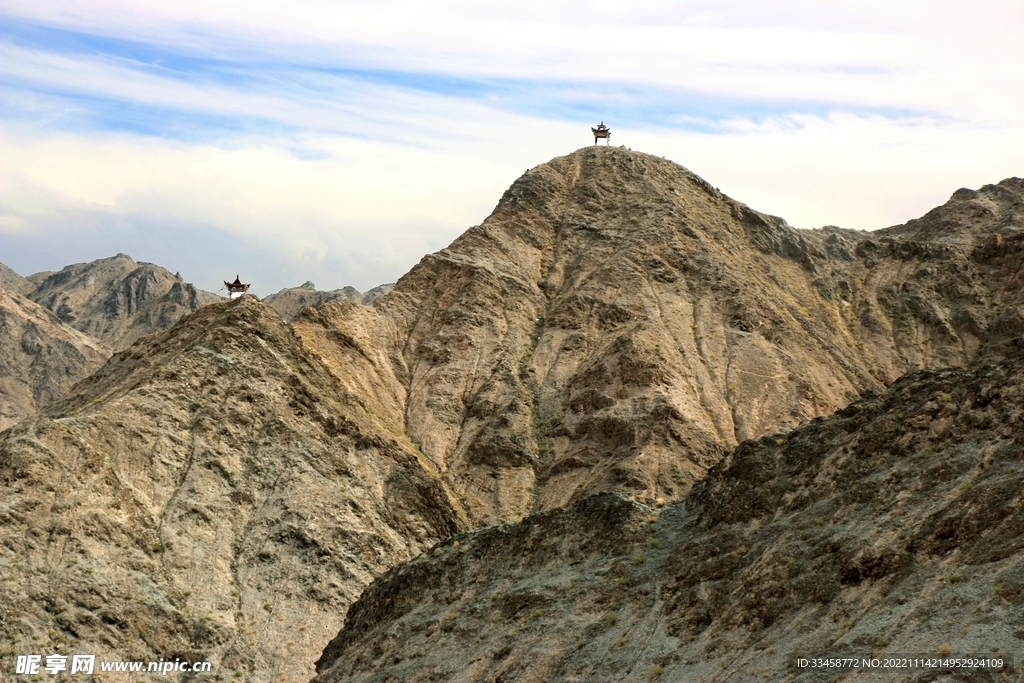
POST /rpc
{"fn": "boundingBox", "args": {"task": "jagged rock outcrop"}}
[26,254,222,350]
[0,289,111,430]
[0,296,464,682]
[265,282,394,323]
[314,358,1023,683]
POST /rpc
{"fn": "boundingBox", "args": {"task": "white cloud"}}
[4,110,1020,295]
[4,1,1021,123]
[0,120,583,293]
[634,114,1024,231]
[1,1,1021,293]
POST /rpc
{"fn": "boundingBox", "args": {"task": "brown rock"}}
[3,149,1022,682]
[0,262,33,296]
[328,149,1022,523]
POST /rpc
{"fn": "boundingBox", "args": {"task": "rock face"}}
[26,253,222,351]
[0,288,111,430]
[869,179,1024,365]
[0,296,464,682]
[330,149,1022,524]
[314,358,1023,683]
[264,282,394,323]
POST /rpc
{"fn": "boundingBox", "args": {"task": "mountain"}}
[26,253,222,351]
[328,149,1022,524]
[314,358,1023,683]
[309,151,1020,680]
[264,282,394,322]
[1,147,1020,682]
[0,296,464,682]
[0,289,111,430]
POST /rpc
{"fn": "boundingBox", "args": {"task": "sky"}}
[1,1,1022,296]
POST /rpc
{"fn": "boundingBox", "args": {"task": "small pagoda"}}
[224,275,250,299]
[592,122,611,145]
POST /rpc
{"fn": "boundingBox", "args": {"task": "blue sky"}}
[2,1,1022,295]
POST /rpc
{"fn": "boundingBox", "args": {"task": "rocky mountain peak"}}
[264,282,394,322]
[1,256,226,428]
[368,147,1021,523]
[0,263,33,296]
[26,254,222,350]
[0,288,111,430]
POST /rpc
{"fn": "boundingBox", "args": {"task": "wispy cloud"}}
[1,1,1021,294]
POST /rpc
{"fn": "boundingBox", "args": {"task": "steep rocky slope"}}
[265,282,394,323]
[0,289,111,430]
[27,254,222,350]
[315,358,1023,683]
[324,148,1021,523]
[0,296,464,682]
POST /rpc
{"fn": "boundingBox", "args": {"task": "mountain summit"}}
[338,148,1022,522]
[25,253,221,350]
[0,255,221,428]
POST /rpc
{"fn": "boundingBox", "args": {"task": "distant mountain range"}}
[262,281,394,322]
[1,147,1020,682]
